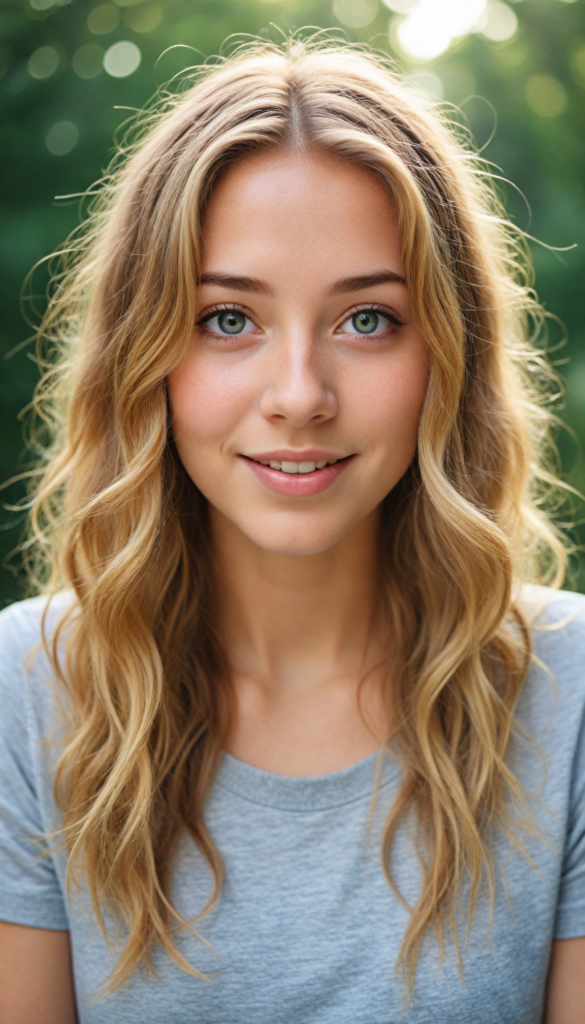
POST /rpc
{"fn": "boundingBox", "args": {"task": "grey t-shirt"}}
[0,586,584,1023]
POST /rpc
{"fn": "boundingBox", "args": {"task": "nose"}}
[259,329,337,428]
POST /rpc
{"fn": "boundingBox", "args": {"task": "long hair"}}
[23,37,567,994]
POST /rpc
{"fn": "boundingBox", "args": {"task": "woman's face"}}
[168,150,428,556]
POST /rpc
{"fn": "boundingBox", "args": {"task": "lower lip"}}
[242,456,354,496]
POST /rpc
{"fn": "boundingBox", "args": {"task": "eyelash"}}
[195,303,254,330]
[338,303,406,333]
[195,302,406,338]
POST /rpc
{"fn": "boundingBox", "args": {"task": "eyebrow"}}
[330,271,406,294]
[198,269,406,296]
[198,272,275,295]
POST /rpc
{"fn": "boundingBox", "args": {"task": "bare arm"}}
[0,921,77,1024]
[546,937,585,1024]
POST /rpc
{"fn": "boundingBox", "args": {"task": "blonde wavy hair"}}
[24,36,567,996]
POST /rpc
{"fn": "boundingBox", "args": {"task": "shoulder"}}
[0,590,77,644]
[0,591,76,669]
[0,596,73,931]
[0,593,50,646]
[514,584,585,788]
[520,584,585,692]
[520,581,585,626]
[0,591,77,735]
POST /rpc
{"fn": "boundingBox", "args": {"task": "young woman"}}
[0,39,583,1024]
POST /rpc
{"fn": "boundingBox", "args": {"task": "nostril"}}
[259,379,337,428]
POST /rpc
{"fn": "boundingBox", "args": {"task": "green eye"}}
[217,311,247,334]
[351,311,380,334]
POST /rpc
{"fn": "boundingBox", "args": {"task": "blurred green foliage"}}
[1,0,584,605]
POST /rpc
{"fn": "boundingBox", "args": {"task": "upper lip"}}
[242,450,352,462]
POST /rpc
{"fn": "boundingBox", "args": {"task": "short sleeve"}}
[0,601,69,930]
[553,696,585,938]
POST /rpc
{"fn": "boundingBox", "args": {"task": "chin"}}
[242,516,353,558]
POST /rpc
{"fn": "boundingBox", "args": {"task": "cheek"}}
[167,355,249,451]
[347,345,428,449]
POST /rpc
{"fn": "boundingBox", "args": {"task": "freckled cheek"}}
[346,351,428,451]
[168,359,254,450]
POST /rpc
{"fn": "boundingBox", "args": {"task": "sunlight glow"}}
[478,1,518,42]
[393,0,491,61]
[333,0,379,28]
[382,0,418,12]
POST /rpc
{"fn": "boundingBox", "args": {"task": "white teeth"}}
[258,458,341,473]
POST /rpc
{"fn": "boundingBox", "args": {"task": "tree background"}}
[1,0,584,605]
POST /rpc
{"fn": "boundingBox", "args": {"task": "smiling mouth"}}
[246,456,350,475]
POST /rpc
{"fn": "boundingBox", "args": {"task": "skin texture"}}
[546,938,585,1023]
[169,151,429,776]
[0,922,77,1023]
[2,151,582,1022]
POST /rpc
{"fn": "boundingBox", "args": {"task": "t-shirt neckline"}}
[215,747,401,811]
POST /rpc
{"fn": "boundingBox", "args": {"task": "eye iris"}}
[218,311,246,334]
[352,311,379,334]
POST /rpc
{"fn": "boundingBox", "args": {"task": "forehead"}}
[201,149,402,279]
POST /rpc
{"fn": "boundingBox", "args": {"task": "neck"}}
[211,507,383,692]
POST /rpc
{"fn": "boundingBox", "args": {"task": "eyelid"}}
[335,302,406,331]
[195,301,258,329]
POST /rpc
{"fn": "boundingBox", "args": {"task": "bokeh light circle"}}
[394,0,487,62]
[46,121,79,156]
[525,75,567,118]
[408,70,444,100]
[72,44,104,79]
[332,0,378,28]
[88,3,121,34]
[382,0,418,12]
[103,40,141,77]
[28,46,60,80]
[480,1,518,43]
[123,1,162,33]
